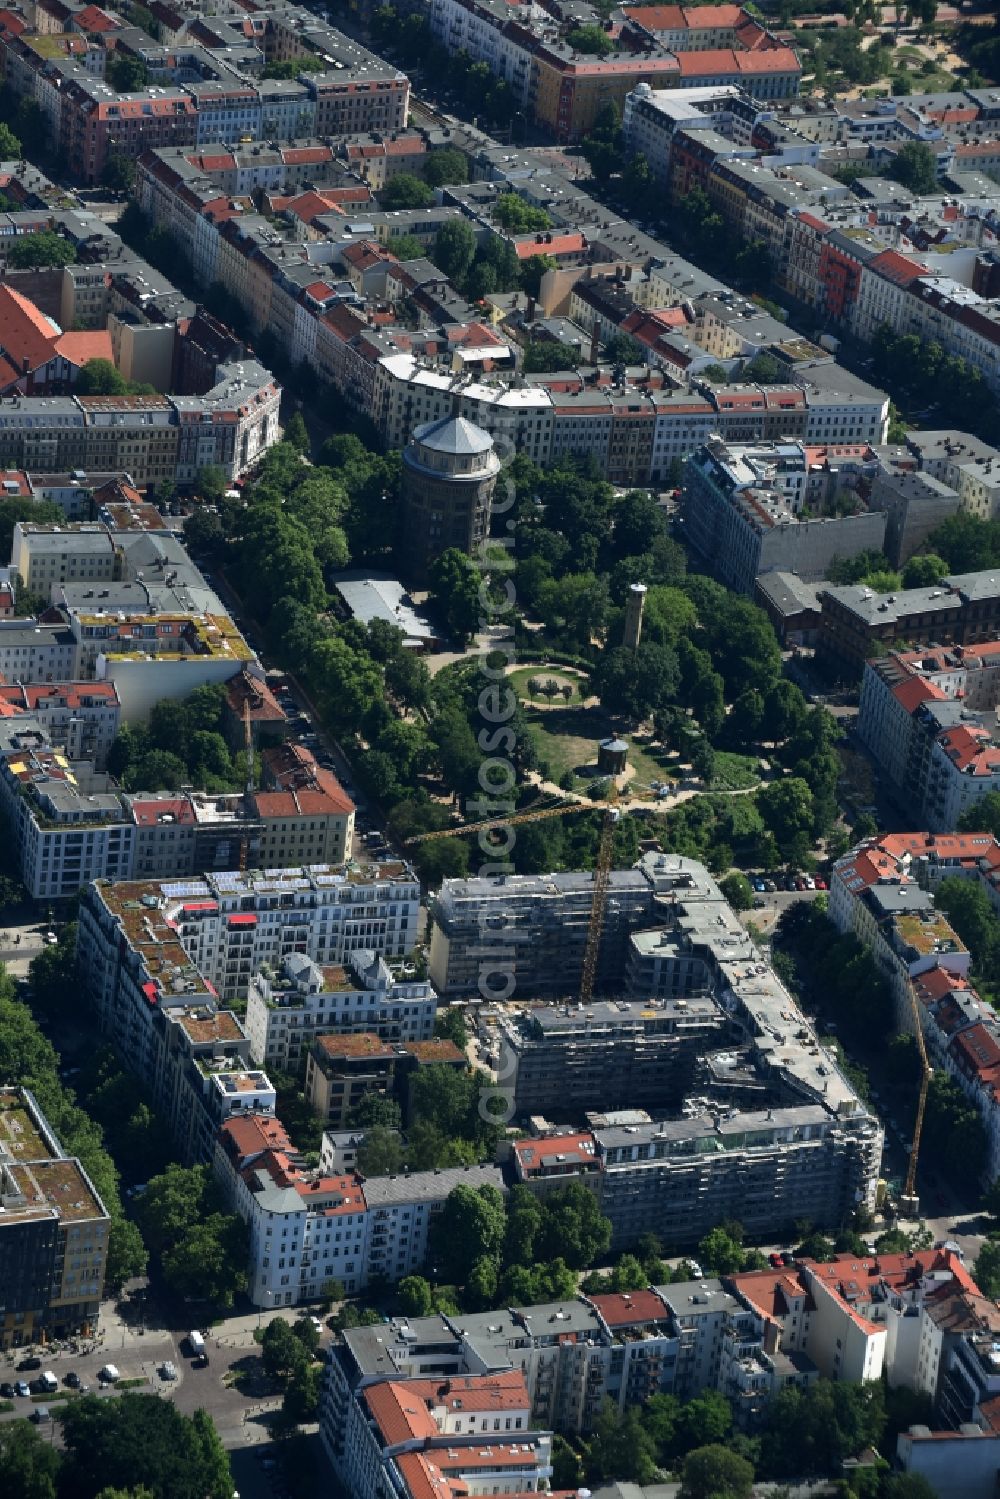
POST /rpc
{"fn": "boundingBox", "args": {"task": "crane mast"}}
[900,975,932,1218]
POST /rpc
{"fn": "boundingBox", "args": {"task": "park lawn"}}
[509,666,584,703]
[625,736,680,790]
[524,706,608,781]
[524,708,677,789]
[711,752,760,792]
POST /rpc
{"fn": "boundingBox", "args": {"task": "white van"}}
[98,1364,120,1383]
[188,1330,206,1357]
[39,1370,58,1392]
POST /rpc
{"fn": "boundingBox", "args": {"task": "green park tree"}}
[59,1395,233,1499]
[0,1419,61,1499]
[383,173,434,209]
[680,1445,754,1499]
[426,549,481,643]
[423,148,468,186]
[5,231,76,269]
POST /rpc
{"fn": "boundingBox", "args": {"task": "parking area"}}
[0,1301,296,1450]
[742,878,825,935]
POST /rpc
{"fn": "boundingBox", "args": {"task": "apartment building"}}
[213,1114,505,1308]
[593,1103,878,1250]
[305,1032,400,1128]
[131,140,889,488]
[906,430,1000,522]
[496,997,725,1121]
[243,949,436,1071]
[682,435,887,594]
[362,1165,505,1286]
[859,645,1000,831]
[255,742,355,868]
[0,362,280,486]
[305,1032,465,1128]
[830,831,1000,1183]
[321,1248,944,1449]
[0,1088,110,1350]
[410,0,798,142]
[479,855,884,1243]
[428,864,663,1000]
[215,1113,371,1309]
[0,679,120,768]
[335,1368,549,1499]
[816,570,1000,675]
[0,9,408,184]
[78,861,420,1027]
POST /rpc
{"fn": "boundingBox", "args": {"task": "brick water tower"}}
[401,415,501,584]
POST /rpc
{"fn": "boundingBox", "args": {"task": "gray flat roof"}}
[755,570,822,617]
[331,571,437,644]
[361,1163,504,1205]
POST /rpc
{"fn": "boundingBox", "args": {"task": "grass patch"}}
[117,1377,147,1389]
[524,707,679,792]
[710,752,761,792]
[523,705,610,781]
[0,1400,13,1413]
[623,736,679,790]
[509,666,584,704]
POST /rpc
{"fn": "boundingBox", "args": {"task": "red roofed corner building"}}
[334,1368,553,1499]
[254,741,355,865]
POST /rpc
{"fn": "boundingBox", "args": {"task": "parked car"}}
[17,1357,41,1372]
[763,879,777,892]
[193,1352,210,1369]
[0,1382,14,1398]
[31,1406,50,1424]
[768,1252,784,1268]
[751,878,766,892]
[14,1382,30,1398]
[814,877,828,890]
[160,1361,178,1382]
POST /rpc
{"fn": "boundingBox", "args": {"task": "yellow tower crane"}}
[405,796,621,1005]
[900,975,933,1218]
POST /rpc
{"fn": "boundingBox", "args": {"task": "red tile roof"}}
[75,4,118,31]
[129,796,196,826]
[892,676,946,713]
[589,1289,669,1326]
[513,1132,597,1174]
[513,232,586,259]
[0,284,60,379]
[869,248,929,288]
[938,723,1000,774]
[675,46,798,74]
[367,1384,440,1447]
[952,1022,1000,1092]
[220,1112,293,1161]
[0,681,118,713]
[224,668,285,724]
[56,329,114,368]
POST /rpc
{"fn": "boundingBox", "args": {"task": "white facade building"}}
[243,949,436,1069]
